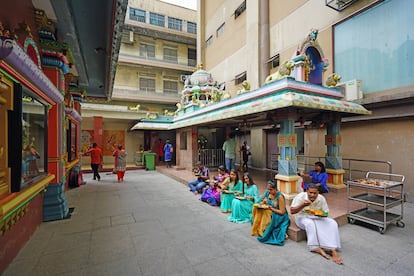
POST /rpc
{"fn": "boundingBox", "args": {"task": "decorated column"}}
[325,116,346,190]
[275,117,300,200]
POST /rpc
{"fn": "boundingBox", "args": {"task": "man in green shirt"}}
[222,132,236,171]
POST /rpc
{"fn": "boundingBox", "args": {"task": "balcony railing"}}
[112,88,180,102]
[118,53,196,70]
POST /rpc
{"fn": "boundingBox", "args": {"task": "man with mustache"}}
[290,183,343,265]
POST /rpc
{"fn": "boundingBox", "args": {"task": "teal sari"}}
[220,180,243,213]
[253,191,290,246]
[228,184,259,223]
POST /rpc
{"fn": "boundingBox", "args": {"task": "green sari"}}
[220,180,243,213]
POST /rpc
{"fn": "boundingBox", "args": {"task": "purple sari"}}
[201,187,221,206]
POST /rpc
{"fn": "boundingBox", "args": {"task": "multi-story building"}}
[80,0,197,165]
[195,0,414,202]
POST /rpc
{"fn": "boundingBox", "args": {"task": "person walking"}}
[84,142,102,181]
[163,139,173,168]
[222,132,236,171]
[113,144,127,182]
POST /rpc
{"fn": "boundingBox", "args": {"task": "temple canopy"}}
[130,77,371,131]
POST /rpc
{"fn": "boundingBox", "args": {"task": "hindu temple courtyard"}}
[3,168,413,276]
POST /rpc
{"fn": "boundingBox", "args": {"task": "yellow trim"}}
[65,159,79,170]
[0,174,54,216]
[48,156,65,162]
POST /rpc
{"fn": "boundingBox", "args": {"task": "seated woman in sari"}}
[228,172,259,223]
[200,165,229,206]
[220,169,243,213]
[251,180,290,246]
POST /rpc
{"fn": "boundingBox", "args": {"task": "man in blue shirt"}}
[188,161,210,194]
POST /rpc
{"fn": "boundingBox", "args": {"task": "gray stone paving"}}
[4,170,414,276]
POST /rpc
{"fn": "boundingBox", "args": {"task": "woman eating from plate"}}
[251,180,290,245]
[200,165,229,206]
[220,169,243,213]
[228,172,258,223]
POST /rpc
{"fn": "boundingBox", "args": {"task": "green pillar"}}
[325,116,346,190]
[278,118,297,175]
[325,117,342,169]
[276,118,300,199]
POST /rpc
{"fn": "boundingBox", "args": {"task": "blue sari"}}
[220,180,243,213]
[228,184,259,223]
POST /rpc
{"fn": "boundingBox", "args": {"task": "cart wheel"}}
[378,227,385,234]
[396,221,405,228]
[348,218,355,224]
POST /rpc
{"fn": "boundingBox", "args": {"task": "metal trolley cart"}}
[347,172,405,234]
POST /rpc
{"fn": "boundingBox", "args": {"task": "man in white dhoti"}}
[290,184,344,265]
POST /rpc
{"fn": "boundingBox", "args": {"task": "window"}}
[130,8,146,23]
[180,131,187,150]
[163,47,178,62]
[235,0,246,19]
[150,12,165,27]
[20,88,48,190]
[188,48,196,67]
[334,0,414,93]
[140,78,156,92]
[268,54,280,69]
[216,23,225,37]
[206,35,213,47]
[139,43,155,58]
[168,17,182,31]
[187,22,197,34]
[235,71,247,85]
[163,80,178,94]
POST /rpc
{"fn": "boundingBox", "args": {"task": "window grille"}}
[130,8,146,23]
[216,23,225,37]
[163,48,177,62]
[168,17,182,31]
[206,35,213,47]
[235,71,247,85]
[139,78,156,92]
[234,0,246,19]
[187,22,197,34]
[150,12,165,27]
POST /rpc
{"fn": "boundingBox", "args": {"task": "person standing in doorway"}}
[163,139,173,168]
[158,139,164,164]
[84,142,102,181]
[241,141,250,172]
[222,132,236,171]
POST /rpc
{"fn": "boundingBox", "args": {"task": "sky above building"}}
[160,0,197,10]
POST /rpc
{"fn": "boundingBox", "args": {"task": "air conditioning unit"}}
[337,79,363,101]
[121,31,134,44]
[180,75,188,82]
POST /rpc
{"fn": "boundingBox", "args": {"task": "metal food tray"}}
[348,172,405,188]
[350,193,401,207]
